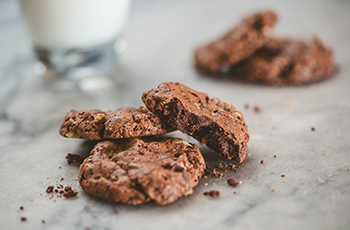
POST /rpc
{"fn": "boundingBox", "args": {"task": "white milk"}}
[19,0,131,49]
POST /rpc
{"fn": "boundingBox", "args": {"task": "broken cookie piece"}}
[194,10,278,72]
[142,82,250,163]
[59,106,175,140]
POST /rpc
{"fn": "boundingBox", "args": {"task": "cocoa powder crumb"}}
[21,217,27,222]
[66,153,84,165]
[260,160,264,164]
[203,190,220,197]
[227,177,239,187]
[46,186,54,193]
[64,188,78,198]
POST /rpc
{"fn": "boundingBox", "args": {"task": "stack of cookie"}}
[194,11,335,85]
[60,82,250,205]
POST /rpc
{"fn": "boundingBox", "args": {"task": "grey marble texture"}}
[1,0,350,229]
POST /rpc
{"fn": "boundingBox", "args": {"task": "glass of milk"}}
[18,0,131,87]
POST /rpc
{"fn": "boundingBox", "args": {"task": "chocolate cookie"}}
[230,37,335,85]
[59,106,174,140]
[194,10,278,72]
[142,82,249,163]
[79,138,206,205]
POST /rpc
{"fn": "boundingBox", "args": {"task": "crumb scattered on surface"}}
[66,153,84,165]
[271,189,275,193]
[227,177,239,187]
[311,127,315,131]
[274,155,277,158]
[260,160,264,164]
[42,220,46,224]
[46,186,54,193]
[21,217,27,222]
[63,188,78,198]
[203,190,220,197]
[281,175,285,177]
[244,104,250,109]
[19,206,24,211]
[253,106,261,113]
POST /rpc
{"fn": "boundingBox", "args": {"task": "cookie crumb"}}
[42,220,46,224]
[19,206,24,211]
[21,217,27,222]
[203,190,220,197]
[260,160,264,164]
[66,153,84,165]
[227,177,239,187]
[253,106,261,113]
[46,186,54,193]
[63,187,78,198]
[281,175,285,177]
[311,127,315,131]
[271,189,275,193]
[274,155,277,158]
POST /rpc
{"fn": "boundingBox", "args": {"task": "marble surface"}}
[1,0,350,229]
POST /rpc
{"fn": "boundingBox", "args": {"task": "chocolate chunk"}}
[66,154,84,165]
[79,138,206,205]
[142,82,250,163]
[194,11,278,72]
[59,106,174,140]
[46,186,54,193]
[203,190,220,197]
[230,37,335,85]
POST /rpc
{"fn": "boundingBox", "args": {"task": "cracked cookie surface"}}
[59,106,174,140]
[78,138,205,205]
[142,82,250,163]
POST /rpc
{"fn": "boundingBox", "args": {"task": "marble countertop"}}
[1,0,349,229]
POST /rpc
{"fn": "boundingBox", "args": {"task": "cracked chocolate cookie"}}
[142,82,249,163]
[230,37,335,85]
[194,10,278,72]
[59,106,174,140]
[79,138,206,205]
